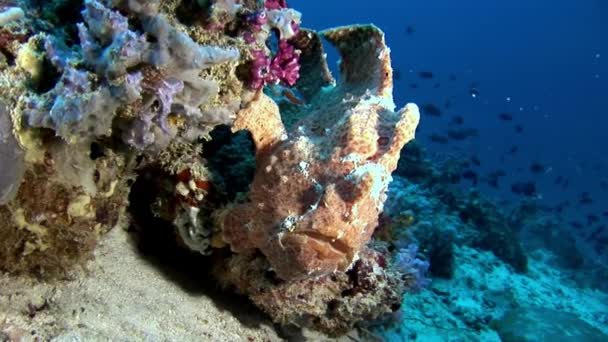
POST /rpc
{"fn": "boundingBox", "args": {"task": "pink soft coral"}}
[264,0,288,10]
[249,40,300,89]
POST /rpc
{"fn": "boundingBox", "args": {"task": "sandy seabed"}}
[0,227,358,341]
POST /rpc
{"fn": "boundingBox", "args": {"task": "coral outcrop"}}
[0,143,130,276]
[0,0,422,336]
[215,246,405,336]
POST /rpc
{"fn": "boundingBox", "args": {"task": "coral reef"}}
[375,143,608,340]
[0,130,130,276]
[3,3,604,340]
[0,0,422,336]
[393,244,431,292]
[214,246,405,336]
[387,143,528,275]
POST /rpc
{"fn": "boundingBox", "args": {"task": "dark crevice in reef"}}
[202,125,256,202]
[175,0,206,27]
[127,166,208,292]
[0,47,15,66]
[29,0,85,45]
[126,165,269,329]
[89,141,105,160]
[30,56,61,94]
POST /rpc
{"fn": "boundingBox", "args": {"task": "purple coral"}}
[249,40,300,90]
[122,110,155,149]
[246,10,268,30]
[44,38,77,71]
[122,77,184,149]
[123,71,143,102]
[81,0,129,38]
[78,0,146,78]
[156,78,184,134]
[249,49,270,90]
[47,67,93,126]
[269,40,300,86]
[394,244,431,292]
[265,0,288,10]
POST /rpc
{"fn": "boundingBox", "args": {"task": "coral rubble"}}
[0,0,421,336]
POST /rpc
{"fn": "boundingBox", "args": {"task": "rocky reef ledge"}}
[0,0,421,338]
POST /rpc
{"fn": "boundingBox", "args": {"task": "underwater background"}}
[293,0,608,340]
[0,0,607,341]
[291,0,607,228]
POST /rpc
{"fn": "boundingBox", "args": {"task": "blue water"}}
[291,0,608,339]
[3,0,605,339]
[293,0,607,256]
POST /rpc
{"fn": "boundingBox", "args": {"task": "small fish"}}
[588,214,600,225]
[600,179,608,190]
[469,88,480,98]
[530,162,546,174]
[406,25,416,35]
[498,112,513,121]
[515,124,524,133]
[462,169,478,186]
[587,225,606,241]
[449,115,464,125]
[580,192,593,204]
[562,179,569,189]
[429,134,449,144]
[507,145,519,154]
[268,84,307,106]
[447,128,479,140]
[444,100,452,109]
[485,170,506,189]
[449,74,457,81]
[281,88,306,106]
[410,83,418,89]
[554,176,563,184]
[569,221,584,229]
[418,71,434,79]
[422,103,442,116]
[593,238,607,254]
[471,156,481,166]
[603,211,608,217]
[433,83,441,88]
[554,201,570,213]
[511,181,537,197]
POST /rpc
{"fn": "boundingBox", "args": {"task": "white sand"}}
[0,227,285,341]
